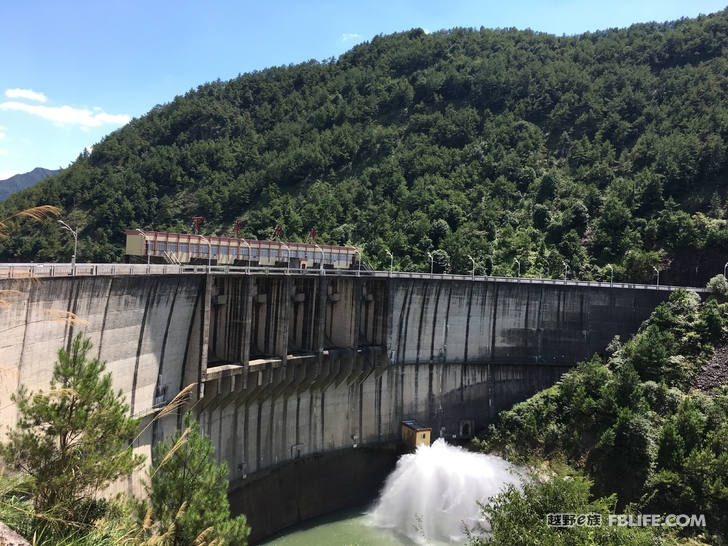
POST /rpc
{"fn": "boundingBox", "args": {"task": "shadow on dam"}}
[230,443,407,544]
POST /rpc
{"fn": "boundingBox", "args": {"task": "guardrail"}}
[0,262,705,292]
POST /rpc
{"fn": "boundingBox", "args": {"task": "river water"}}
[259,440,521,546]
[259,506,414,546]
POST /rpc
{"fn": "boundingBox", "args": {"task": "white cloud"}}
[5,88,47,103]
[0,171,15,181]
[342,33,361,42]
[0,133,5,140]
[0,101,130,128]
[0,149,8,156]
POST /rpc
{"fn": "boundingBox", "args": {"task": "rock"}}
[0,522,30,546]
[694,344,728,394]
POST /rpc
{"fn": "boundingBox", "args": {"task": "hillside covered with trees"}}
[475,280,728,544]
[3,10,728,283]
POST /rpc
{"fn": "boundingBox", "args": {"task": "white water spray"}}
[369,439,522,544]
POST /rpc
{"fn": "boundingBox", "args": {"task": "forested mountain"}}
[0,168,59,202]
[3,11,728,283]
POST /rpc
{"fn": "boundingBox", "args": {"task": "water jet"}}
[369,439,522,544]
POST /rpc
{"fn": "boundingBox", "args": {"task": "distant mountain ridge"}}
[0,168,60,202]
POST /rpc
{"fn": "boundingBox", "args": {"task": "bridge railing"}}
[0,262,705,292]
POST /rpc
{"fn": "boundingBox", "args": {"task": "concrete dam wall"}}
[0,273,208,496]
[201,275,667,471]
[390,278,657,366]
[0,267,679,536]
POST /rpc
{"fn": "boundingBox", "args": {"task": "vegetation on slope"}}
[2,11,728,282]
[466,472,685,545]
[477,279,728,544]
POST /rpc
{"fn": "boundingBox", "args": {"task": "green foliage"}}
[3,12,728,284]
[481,293,728,541]
[706,274,728,296]
[467,473,666,546]
[143,413,250,546]
[624,324,675,382]
[0,333,144,521]
[697,299,727,344]
[590,409,656,505]
[430,248,450,273]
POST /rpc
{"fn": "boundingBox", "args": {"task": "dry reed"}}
[41,309,90,327]
[0,206,61,239]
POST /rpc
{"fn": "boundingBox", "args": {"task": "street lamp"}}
[653,266,660,288]
[385,250,393,276]
[198,235,212,271]
[350,247,362,276]
[314,244,323,271]
[467,255,475,280]
[427,252,433,278]
[241,239,252,274]
[57,220,78,268]
[724,261,728,278]
[281,242,290,273]
[562,260,569,281]
[608,264,614,286]
[135,228,150,265]
[514,257,520,278]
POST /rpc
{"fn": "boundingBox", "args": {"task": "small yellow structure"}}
[401,419,431,448]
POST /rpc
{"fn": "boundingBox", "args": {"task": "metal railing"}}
[0,262,706,292]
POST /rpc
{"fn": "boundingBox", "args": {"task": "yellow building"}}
[401,419,431,448]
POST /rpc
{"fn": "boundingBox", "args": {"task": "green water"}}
[258,506,420,546]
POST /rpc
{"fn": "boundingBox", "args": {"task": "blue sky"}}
[1,0,727,180]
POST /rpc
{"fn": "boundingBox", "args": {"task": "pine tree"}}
[145,413,250,546]
[1,332,144,520]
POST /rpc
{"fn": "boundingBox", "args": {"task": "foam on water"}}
[368,439,522,544]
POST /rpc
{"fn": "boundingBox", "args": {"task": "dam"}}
[0,263,685,540]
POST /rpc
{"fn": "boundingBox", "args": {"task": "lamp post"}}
[467,255,475,280]
[314,244,323,271]
[386,250,393,276]
[514,257,520,278]
[198,235,212,271]
[241,239,252,274]
[653,266,660,288]
[562,260,569,281]
[724,261,728,278]
[352,247,362,276]
[427,252,433,278]
[135,228,150,265]
[608,264,614,286]
[281,242,290,274]
[57,220,77,268]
